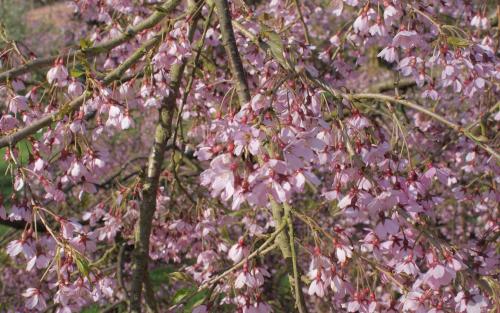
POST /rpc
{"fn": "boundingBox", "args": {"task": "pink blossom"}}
[23,288,46,311]
[392,30,420,49]
[68,79,84,97]
[8,95,28,114]
[47,59,69,87]
[308,276,326,297]
[228,238,248,263]
[378,46,398,63]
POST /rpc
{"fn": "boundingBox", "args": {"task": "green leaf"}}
[75,256,90,278]
[172,287,195,304]
[184,289,209,312]
[277,272,290,295]
[259,25,288,68]
[446,36,470,48]
[79,38,93,50]
[81,305,99,313]
[169,271,193,283]
[70,64,86,78]
[149,266,175,286]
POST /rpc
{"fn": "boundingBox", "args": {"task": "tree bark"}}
[213,0,251,104]
[214,1,308,312]
[128,3,202,312]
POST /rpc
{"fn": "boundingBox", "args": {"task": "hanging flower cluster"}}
[0,0,498,312]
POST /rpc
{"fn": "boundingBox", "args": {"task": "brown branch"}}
[0,0,182,84]
[0,219,46,232]
[366,77,418,93]
[213,0,251,104]
[168,224,286,312]
[0,17,178,150]
[128,3,203,312]
[293,0,311,45]
[349,93,500,161]
[214,2,307,311]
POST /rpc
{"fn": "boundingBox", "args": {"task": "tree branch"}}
[349,93,500,161]
[0,17,178,149]
[213,0,251,104]
[293,0,311,45]
[128,3,202,311]
[215,3,307,311]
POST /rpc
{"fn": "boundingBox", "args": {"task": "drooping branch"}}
[231,18,500,162]
[199,222,286,290]
[213,0,251,104]
[128,3,202,311]
[293,0,311,45]
[349,93,500,161]
[0,18,178,150]
[214,1,308,311]
[168,223,287,312]
[0,0,182,83]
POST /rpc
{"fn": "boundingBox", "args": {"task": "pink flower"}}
[369,17,387,37]
[0,114,19,131]
[70,232,97,253]
[7,239,34,258]
[353,13,370,35]
[235,265,256,289]
[200,153,235,201]
[384,4,401,26]
[392,30,420,49]
[58,217,82,239]
[338,193,354,209]
[68,79,84,97]
[253,302,272,313]
[422,86,439,101]
[331,0,343,16]
[23,288,46,311]
[250,266,270,287]
[378,46,398,63]
[334,241,352,263]
[26,250,51,271]
[33,157,45,172]
[471,14,489,30]
[47,59,69,87]
[423,262,455,289]
[374,218,399,239]
[395,254,420,276]
[228,238,248,263]
[308,275,326,297]
[8,95,28,114]
[92,276,114,300]
[455,290,489,313]
[120,112,134,130]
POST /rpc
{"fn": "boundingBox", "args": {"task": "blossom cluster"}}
[0,0,498,312]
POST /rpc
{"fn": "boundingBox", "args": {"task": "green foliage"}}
[149,265,176,286]
[172,288,209,312]
[0,142,31,199]
[81,305,99,313]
